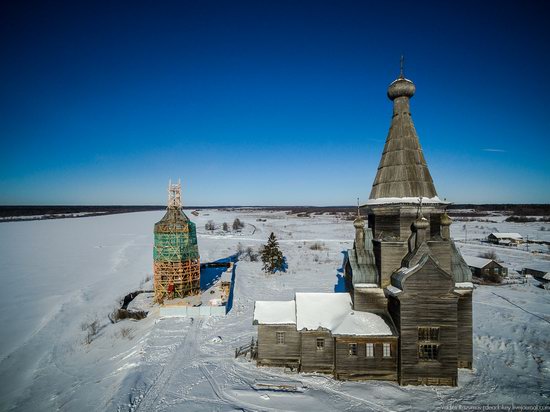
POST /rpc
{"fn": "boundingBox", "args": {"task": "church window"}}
[418,327,440,361]
[418,327,439,341]
[418,344,439,360]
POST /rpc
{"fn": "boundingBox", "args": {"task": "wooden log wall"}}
[256,325,301,367]
[457,291,473,368]
[300,330,334,372]
[334,337,398,381]
[389,259,459,386]
[373,240,408,287]
[353,289,387,311]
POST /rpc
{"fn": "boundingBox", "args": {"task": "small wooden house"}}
[463,255,507,279]
[523,263,550,282]
[487,232,523,245]
[253,301,301,369]
[253,293,398,378]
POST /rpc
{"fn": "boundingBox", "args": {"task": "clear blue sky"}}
[1,0,548,205]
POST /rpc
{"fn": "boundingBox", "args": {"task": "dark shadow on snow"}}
[272,256,288,274]
[333,250,348,293]
[200,254,238,314]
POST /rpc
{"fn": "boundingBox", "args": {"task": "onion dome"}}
[354,215,365,229]
[387,76,415,100]
[387,55,415,100]
[440,212,453,226]
[413,216,429,231]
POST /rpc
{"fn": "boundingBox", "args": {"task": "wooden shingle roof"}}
[369,73,438,200]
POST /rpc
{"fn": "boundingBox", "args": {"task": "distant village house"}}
[523,262,550,282]
[487,232,523,246]
[463,255,507,281]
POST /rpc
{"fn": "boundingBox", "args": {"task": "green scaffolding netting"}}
[153,221,199,262]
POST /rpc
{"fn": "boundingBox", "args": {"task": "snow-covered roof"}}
[253,301,296,325]
[385,285,403,296]
[255,293,397,336]
[391,263,420,288]
[364,196,447,206]
[354,283,378,288]
[295,293,351,331]
[455,282,474,289]
[489,232,523,240]
[463,255,493,268]
[220,270,232,283]
[331,311,394,337]
[294,293,395,336]
[523,262,550,273]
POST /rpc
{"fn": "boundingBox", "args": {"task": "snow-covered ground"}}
[0,210,548,411]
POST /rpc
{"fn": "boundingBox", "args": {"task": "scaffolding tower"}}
[153,179,200,303]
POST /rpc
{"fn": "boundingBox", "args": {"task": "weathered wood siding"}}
[389,259,459,386]
[300,331,334,372]
[373,214,401,239]
[457,291,473,368]
[373,240,408,287]
[257,325,301,367]
[334,337,398,381]
[470,261,507,278]
[399,214,416,241]
[427,241,452,273]
[353,288,387,311]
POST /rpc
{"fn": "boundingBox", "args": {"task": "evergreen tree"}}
[260,232,285,274]
[233,218,244,230]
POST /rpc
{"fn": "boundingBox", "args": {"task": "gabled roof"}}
[253,301,296,325]
[489,232,523,240]
[463,255,495,269]
[295,292,396,336]
[331,311,394,337]
[254,293,397,337]
[391,254,454,292]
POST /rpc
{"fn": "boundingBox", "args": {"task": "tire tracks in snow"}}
[133,318,203,412]
[200,363,280,412]
[231,361,391,412]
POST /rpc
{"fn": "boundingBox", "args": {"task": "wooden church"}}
[253,64,474,386]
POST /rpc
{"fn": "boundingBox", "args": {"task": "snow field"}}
[0,209,548,411]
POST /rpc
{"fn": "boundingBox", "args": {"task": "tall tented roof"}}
[369,69,438,200]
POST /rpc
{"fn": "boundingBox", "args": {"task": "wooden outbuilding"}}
[463,255,507,279]
[488,232,523,245]
[523,262,550,282]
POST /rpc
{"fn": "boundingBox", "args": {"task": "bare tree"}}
[478,250,498,261]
